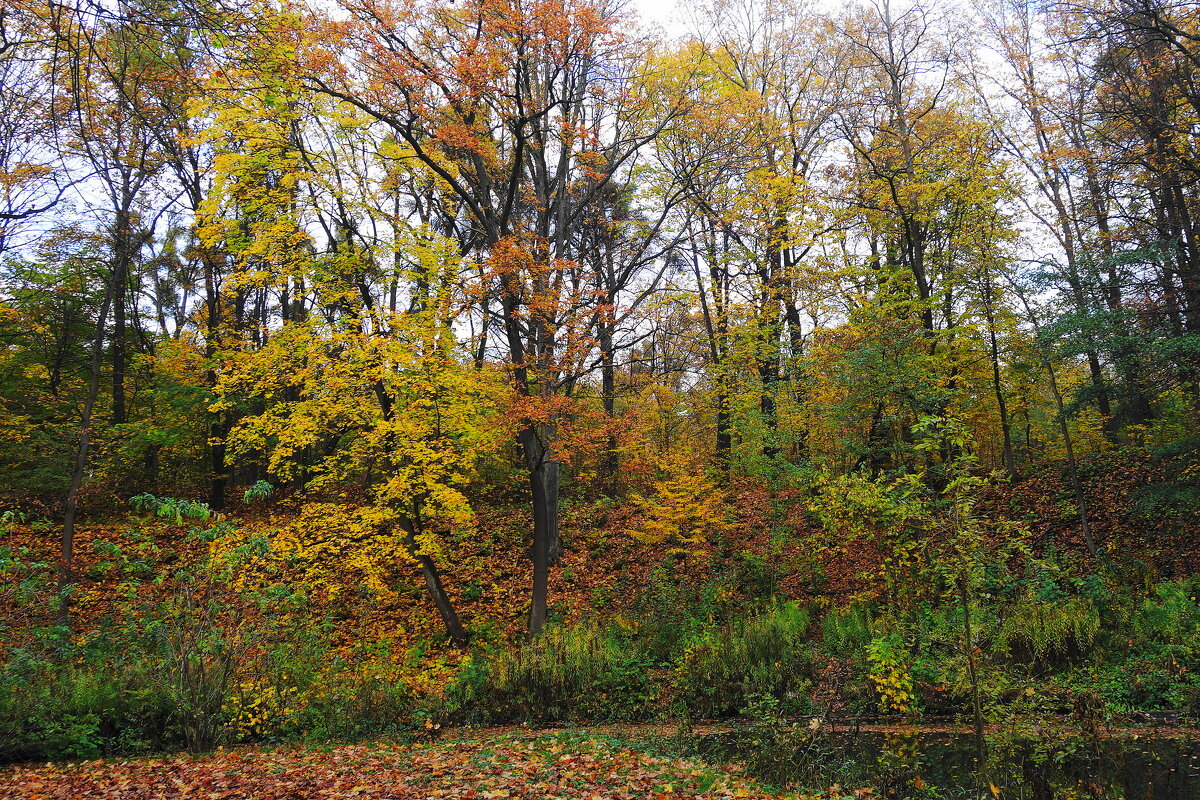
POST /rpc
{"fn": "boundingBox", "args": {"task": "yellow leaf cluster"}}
[626,471,726,555]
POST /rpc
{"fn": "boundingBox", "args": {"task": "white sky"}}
[631,0,689,35]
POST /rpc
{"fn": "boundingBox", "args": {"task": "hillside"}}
[3,447,1200,766]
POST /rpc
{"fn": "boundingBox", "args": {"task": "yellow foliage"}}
[1038,406,1111,462]
[225,678,300,739]
[626,471,726,556]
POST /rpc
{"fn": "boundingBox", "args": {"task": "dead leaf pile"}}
[0,734,854,799]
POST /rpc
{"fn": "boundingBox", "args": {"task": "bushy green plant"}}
[262,649,413,744]
[821,604,873,657]
[467,622,653,723]
[1,513,338,761]
[733,552,778,599]
[867,631,915,714]
[995,595,1099,668]
[1130,579,1200,656]
[631,562,729,663]
[1091,657,1200,712]
[0,637,177,762]
[151,578,245,749]
[674,602,814,718]
[243,480,274,504]
[130,493,214,525]
[0,544,51,635]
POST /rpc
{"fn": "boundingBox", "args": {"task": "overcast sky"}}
[632,0,688,35]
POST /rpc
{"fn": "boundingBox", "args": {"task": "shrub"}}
[467,622,653,723]
[821,604,873,657]
[1096,657,1200,711]
[866,631,915,714]
[0,641,177,762]
[995,595,1099,668]
[674,602,814,718]
[630,563,728,663]
[1130,579,1200,658]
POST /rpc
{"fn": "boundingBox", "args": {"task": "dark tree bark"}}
[59,280,113,630]
[522,425,558,636]
[982,275,1017,480]
[397,516,469,646]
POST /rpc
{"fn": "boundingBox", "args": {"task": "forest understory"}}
[3,447,1200,768]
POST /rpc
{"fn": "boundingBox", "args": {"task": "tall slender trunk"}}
[757,327,780,461]
[692,239,731,472]
[111,200,131,426]
[397,516,469,646]
[599,315,618,494]
[494,264,561,636]
[1017,226,1099,554]
[201,244,227,510]
[371,375,469,645]
[59,285,114,629]
[904,220,935,334]
[982,281,1016,480]
[758,221,787,461]
[1045,357,1099,559]
[1051,198,1114,432]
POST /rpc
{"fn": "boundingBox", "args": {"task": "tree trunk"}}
[1045,357,1099,559]
[692,239,731,473]
[111,201,131,426]
[1053,209,1115,433]
[397,516,469,646]
[59,284,114,630]
[201,244,228,511]
[521,424,558,637]
[599,318,619,494]
[982,281,1017,480]
[758,224,786,461]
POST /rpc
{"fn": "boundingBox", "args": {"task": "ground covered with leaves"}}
[0,732,861,800]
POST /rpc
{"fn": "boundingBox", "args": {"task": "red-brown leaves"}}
[0,735,794,800]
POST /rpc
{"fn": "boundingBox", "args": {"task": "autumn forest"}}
[2,0,1200,796]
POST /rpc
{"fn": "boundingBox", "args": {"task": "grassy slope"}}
[1,450,1197,704]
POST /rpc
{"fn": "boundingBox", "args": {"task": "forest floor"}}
[5,449,1197,663]
[0,729,857,800]
[6,719,1199,799]
[3,449,1200,785]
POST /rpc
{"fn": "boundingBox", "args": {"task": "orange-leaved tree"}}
[302,0,679,634]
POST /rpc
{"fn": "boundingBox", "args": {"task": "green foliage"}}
[630,561,732,663]
[130,493,214,525]
[1094,657,1200,711]
[732,552,779,599]
[866,630,915,714]
[0,512,427,763]
[996,595,1100,667]
[673,602,814,718]
[453,600,818,726]
[0,634,175,761]
[464,622,653,724]
[0,544,50,635]
[0,236,108,500]
[1127,436,1200,533]
[243,480,274,504]
[821,605,873,658]
[1128,482,1200,530]
[1130,579,1200,653]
